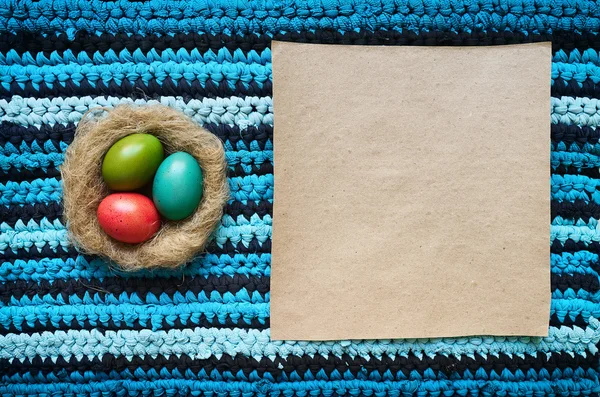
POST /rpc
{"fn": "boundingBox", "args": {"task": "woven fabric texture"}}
[1,0,600,396]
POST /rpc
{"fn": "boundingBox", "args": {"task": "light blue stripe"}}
[0,378,597,396]
[0,48,272,67]
[1,0,597,35]
[551,224,600,245]
[552,97,600,128]
[0,95,592,129]
[0,302,270,331]
[0,95,273,128]
[0,323,597,362]
[0,215,272,253]
[0,252,271,282]
[552,216,597,227]
[0,61,272,92]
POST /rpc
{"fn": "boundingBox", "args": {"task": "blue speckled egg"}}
[152,152,203,220]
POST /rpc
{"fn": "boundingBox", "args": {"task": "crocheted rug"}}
[1,0,600,396]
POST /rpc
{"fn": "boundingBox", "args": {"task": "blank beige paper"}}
[270,41,551,340]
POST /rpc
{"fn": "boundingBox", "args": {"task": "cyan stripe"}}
[553,289,600,304]
[551,174,600,204]
[0,178,61,205]
[1,172,596,251]
[4,61,599,96]
[552,251,600,275]
[3,364,588,384]
[0,46,593,71]
[554,49,600,66]
[0,48,272,67]
[3,46,593,69]
[0,95,273,128]
[552,62,600,86]
[1,285,269,308]
[0,149,273,172]
[1,0,597,35]
[552,151,600,168]
[0,322,597,362]
[0,297,589,331]
[0,253,271,282]
[12,250,597,283]
[0,139,65,156]
[0,175,272,204]
[0,302,270,331]
[0,61,272,92]
[0,378,597,396]
[552,299,600,322]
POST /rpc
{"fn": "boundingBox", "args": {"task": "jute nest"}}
[61,105,230,270]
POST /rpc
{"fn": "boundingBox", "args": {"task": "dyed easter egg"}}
[102,134,164,191]
[152,152,203,220]
[97,193,161,244]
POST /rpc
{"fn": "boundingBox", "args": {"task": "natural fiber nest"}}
[61,105,230,271]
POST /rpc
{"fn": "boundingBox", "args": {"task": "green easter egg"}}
[152,152,203,221]
[102,134,164,191]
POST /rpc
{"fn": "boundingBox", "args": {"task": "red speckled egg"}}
[97,193,161,244]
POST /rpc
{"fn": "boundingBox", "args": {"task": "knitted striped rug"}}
[1,0,600,396]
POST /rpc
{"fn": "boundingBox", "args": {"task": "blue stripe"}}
[0,61,272,92]
[0,149,273,174]
[554,49,600,66]
[0,175,272,204]
[0,302,270,331]
[0,297,591,331]
[552,151,600,168]
[0,253,272,282]
[1,0,597,35]
[0,48,272,67]
[0,378,598,396]
[3,61,598,97]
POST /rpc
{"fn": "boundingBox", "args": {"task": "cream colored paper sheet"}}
[271,41,551,340]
